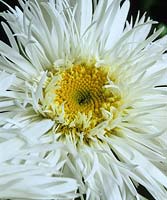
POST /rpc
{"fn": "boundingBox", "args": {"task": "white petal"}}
[21,119,54,143]
[0,138,25,162]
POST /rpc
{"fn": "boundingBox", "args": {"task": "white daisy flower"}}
[0,0,167,199]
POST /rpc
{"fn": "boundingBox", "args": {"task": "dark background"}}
[0,0,167,200]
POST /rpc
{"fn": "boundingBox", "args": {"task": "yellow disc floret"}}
[41,63,122,144]
[55,65,107,121]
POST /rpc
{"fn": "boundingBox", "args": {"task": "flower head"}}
[0,0,167,199]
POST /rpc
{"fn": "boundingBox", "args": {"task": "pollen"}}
[55,65,107,121]
[41,63,122,143]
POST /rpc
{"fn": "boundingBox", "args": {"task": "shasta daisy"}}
[0,0,167,199]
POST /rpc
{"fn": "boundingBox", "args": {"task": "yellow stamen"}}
[55,65,107,121]
[41,63,122,143]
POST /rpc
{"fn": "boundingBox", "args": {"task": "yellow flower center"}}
[41,63,122,144]
[55,65,107,121]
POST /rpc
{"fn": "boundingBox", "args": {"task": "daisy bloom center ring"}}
[41,63,122,144]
